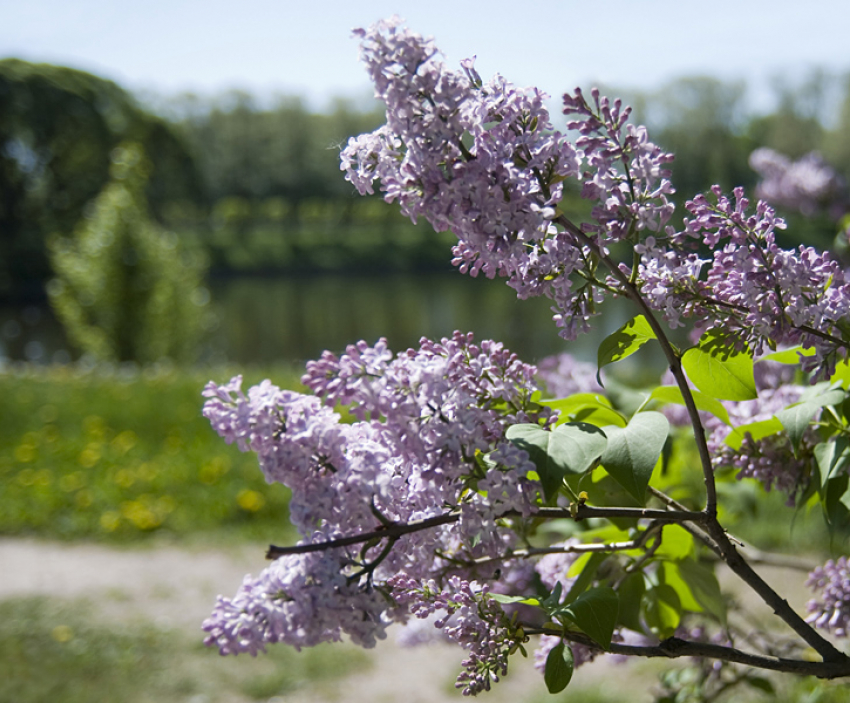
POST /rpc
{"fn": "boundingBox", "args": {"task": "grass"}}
[1,362,846,556]
[0,363,305,544]
[0,595,370,703]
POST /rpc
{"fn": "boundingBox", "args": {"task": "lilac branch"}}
[265,505,705,560]
[555,212,719,515]
[524,629,850,679]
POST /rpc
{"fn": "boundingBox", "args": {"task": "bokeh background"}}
[2,2,850,702]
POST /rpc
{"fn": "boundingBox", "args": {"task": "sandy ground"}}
[0,537,661,703]
[0,537,820,703]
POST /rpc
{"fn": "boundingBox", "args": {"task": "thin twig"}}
[265,504,705,559]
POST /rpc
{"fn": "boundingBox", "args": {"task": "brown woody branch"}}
[523,628,850,679]
[265,504,704,559]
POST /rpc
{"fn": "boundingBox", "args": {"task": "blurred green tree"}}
[0,59,203,295]
[47,144,209,363]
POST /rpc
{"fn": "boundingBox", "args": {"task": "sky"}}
[2,0,850,113]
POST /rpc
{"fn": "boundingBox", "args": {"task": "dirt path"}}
[6,538,816,702]
[0,537,657,703]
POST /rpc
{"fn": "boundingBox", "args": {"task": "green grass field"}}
[1,364,849,703]
[0,363,304,545]
[0,596,370,703]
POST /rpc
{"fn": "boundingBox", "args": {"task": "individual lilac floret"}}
[806,557,850,636]
[390,575,522,696]
[750,148,848,219]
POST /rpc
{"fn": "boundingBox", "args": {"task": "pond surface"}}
[0,271,635,367]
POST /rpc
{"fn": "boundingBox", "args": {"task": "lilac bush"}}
[203,17,850,699]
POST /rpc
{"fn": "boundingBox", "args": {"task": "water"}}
[0,272,636,367]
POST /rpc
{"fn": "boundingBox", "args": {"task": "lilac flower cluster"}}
[341,18,673,342]
[535,352,604,398]
[563,88,675,244]
[750,148,848,219]
[202,332,551,656]
[638,186,850,378]
[202,549,391,654]
[704,361,812,503]
[342,17,579,284]
[806,557,850,636]
[391,575,520,696]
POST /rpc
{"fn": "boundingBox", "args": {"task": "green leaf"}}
[659,561,703,614]
[506,423,608,502]
[776,388,847,454]
[558,586,619,649]
[724,417,784,450]
[616,571,646,631]
[776,400,827,455]
[821,474,850,528]
[548,423,609,475]
[654,524,694,560]
[761,345,815,364]
[682,330,756,401]
[488,593,540,606]
[564,552,607,604]
[675,559,727,626]
[544,642,574,694]
[597,315,657,378]
[505,424,563,502]
[648,385,730,425]
[816,438,850,492]
[541,394,628,428]
[600,412,670,503]
[644,583,681,638]
[745,676,775,695]
[832,359,850,388]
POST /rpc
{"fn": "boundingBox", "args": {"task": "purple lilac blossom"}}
[341,18,674,342]
[706,361,812,503]
[390,575,520,695]
[806,557,850,636]
[563,87,675,246]
[202,549,391,654]
[637,186,850,379]
[202,332,551,657]
[750,148,848,219]
[535,352,604,398]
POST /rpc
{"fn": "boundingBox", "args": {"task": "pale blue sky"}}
[1,0,849,111]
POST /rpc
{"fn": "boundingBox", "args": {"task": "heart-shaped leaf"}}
[600,412,669,503]
[682,330,756,401]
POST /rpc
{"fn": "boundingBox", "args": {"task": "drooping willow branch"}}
[265,504,705,559]
[523,628,850,679]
